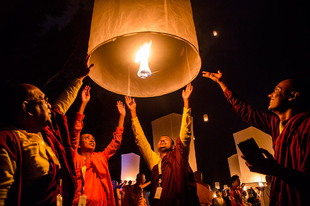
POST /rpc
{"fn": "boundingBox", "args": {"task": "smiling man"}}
[202,70,310,206]
[70,86,126,206]
[125,83,200,206]
[0,56,93,206]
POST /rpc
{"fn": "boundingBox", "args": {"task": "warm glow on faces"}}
[28,88,52,126]
[157,136,174,152]
[135,41,152,79]
[80,134,96,152]
[268,80,292,112]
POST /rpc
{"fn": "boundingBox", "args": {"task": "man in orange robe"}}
[70,86,126,206]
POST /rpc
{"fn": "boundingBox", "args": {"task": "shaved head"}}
[1,83,52,132]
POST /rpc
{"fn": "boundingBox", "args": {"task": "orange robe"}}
[71,112,123,206]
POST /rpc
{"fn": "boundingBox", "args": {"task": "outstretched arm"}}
[71,86,91,151]
[125,96,161,170]
[53,55,94,115]
[102,100,126,160]
[140,181,151,189]
[179,83,193,151]
[79,85,91,115]
[116,100,126,128]
[202,70,228,92]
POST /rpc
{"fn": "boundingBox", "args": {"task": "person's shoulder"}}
[0,130,18,142]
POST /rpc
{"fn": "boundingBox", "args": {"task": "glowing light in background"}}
[213,30,218,36]
[135,41,152,78]
[215,182,220,189]
[203,114,209,122]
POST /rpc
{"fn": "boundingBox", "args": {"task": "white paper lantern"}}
[87,0,201,97]
[121,153,140,182]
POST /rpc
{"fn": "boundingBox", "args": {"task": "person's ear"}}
[22,101,34,116]
[289,91,299,101]
[172,144,175,150]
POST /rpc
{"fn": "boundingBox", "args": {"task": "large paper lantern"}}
[87,0,201,97]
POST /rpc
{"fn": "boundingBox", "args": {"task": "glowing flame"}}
[213,30,217,36]
[135,41,152,78]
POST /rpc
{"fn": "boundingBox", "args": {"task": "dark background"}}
[1,0,309,188]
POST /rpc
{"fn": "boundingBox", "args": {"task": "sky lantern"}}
[87,0,201,97]
[121,153,140,183]
[203,114,209,122]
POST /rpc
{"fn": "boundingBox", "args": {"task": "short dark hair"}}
[161,135,174,145]
[231,175,239,183]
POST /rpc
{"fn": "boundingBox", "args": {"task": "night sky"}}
[1,0,309,188]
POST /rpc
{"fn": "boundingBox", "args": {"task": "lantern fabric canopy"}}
[88,0,201,97]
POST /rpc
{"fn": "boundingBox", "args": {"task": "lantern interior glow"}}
[135,41,152,79]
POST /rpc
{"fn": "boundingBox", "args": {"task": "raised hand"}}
[182,83,193,100]
[125,96,137,118]
[202,70,223,83]
[78,54,95,80]
[117,101,126,117]
[202,70,227,91]
[125,96,136,111]
[81,85,91,104]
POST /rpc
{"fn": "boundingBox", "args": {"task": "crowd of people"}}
[0,55,309,206]
[110,173,271,206]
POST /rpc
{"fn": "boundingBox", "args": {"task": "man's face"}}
[80,134,96,152]
[27,87,52,127]
[157,136,174,152]
[233,178,241,187]
[268,79,292,112]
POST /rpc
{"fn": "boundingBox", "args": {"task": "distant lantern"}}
[121,153,140,183]
[87,0,201,97]
[213,30,217,36]
[203,114,209,122]
[215,182,220,189]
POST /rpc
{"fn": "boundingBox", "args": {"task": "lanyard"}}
[158,160,162,187]
[81,165,86,194]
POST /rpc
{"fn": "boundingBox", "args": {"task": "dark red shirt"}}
[230,185,244,206]
[224,88,310,206]
[150,137,200,206]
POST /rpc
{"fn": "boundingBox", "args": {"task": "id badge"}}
[154,186,162,199]
[78,194,87,206]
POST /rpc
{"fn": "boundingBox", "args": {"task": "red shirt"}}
[224,88,310,206]
[230,185,244,206]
